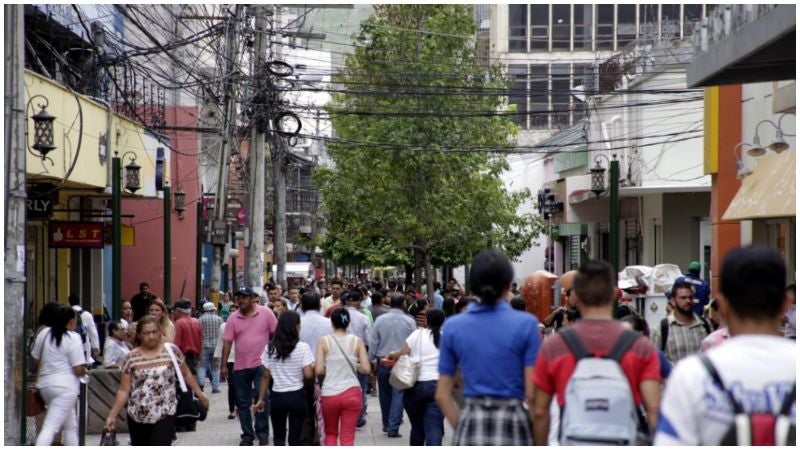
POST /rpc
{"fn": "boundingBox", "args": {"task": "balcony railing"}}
[694,4,779,53]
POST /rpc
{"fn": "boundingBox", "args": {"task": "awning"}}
[723,151,796,221]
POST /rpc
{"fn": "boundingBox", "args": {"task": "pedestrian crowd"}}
[26,244,795,446]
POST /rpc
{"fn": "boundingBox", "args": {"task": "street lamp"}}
[750,113,795,156]
[589,154,620,275]
[111,151,142,320]
[28,95,57,161]
[733,142,754,180]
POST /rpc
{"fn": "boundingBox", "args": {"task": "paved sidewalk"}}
[88,381,453,446]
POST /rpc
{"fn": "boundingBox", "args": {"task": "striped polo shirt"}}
[261,341,314,392]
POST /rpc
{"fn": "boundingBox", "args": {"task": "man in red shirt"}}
[173,299,202,374]
[532,260,662,445]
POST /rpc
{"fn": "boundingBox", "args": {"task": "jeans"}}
[128,415,176,446]
[403,380,444,445]
[197,347,220,391]
[227,362,236,413]
[376,363,404,434]
[270,388,306,446]
[321,386,362,446]
[232,366,270,443]
[299,378,320,445]
[35,385,79,446]
[357,373,369,424]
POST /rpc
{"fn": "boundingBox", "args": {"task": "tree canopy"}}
[315,5,545,283]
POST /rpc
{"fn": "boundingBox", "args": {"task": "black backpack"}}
[659,316,711,352]
[74,308,88,344]
[700,354,796,446]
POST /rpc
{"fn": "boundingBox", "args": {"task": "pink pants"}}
[320,387,362,446]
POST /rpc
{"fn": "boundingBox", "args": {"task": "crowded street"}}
[5,3,796,447]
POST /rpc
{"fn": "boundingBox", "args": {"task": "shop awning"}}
[723,151,796,221]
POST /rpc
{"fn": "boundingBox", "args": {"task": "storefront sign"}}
[49,221,104,248]
[26,184,56,220]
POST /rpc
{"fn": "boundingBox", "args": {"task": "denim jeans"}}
[197,346,220,391]
[357,373,369,424]
[403,380,444,445]
[376,363,404,434]
[232,366,270,443]
[269,388,306,446]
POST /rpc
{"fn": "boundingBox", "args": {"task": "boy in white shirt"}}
[655,245,796,446]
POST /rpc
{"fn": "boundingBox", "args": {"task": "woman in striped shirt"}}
[253,311,314,446]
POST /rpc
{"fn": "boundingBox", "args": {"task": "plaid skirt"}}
[453,397,533,446]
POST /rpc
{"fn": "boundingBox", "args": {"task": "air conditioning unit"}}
[299,225,312,234]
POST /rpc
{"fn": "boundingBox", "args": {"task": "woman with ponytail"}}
[32,305,88,446]
[387,308,447,445]
[434,249,542,446]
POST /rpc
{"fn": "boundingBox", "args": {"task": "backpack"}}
[73,307,88,344]
[660,316,711,352]
[559,328,641,446]
[699,355,796,446]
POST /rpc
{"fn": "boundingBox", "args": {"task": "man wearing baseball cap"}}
[198,302,224,394]
[675,261,710,316]
[221,287,278,446]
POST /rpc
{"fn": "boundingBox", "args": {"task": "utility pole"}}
[247,4,268,290]
[610,156,620,276]
[210,5,241,299]
[4,4,26,443]
[272,5,288,290]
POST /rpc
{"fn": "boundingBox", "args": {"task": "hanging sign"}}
[49,221,104,248]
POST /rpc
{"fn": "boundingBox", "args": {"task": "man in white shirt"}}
[68,293,100,366]
[320,278,344,313]
[655,245,796,446]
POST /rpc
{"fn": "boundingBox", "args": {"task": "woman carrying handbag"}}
[315,308,371,446]
[31,304,88,446]
[387,309,446,446]
[104,316,208,445]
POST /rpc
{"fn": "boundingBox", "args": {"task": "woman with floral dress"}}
[104,316,208,445]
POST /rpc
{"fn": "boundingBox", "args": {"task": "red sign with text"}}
[49,221,104,248]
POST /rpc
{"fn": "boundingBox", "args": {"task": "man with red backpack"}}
[655,245,796,446]
[532,260,662,445]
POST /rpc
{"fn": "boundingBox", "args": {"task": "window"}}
[683,4,704,36]
[639,5,659,38]
[530,5,550,52]
[596,5,614,50]
[551,64,571,129]
[530,65,549,129]
[572,64,591,119]
[573,4,593,50]
[661,4,681,38]
[509,65,528,128]
[617,5,637,48]
[508,4,527,52]
[552,5,571,50]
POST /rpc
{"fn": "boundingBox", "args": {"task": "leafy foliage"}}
[315,5,544,271]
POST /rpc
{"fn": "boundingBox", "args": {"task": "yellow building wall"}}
[24,70,168,191]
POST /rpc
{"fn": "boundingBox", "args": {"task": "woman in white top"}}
[216,303,238,419]
[32,304,88,446]
[103,321,131,368]
[387,309,446,445]
[253,311,314,446]
[315,308,371,446]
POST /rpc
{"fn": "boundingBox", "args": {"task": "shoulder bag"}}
[389,330,422,390]
[165,343,207,421]
[329,335,359,379]
[26,330,48,417]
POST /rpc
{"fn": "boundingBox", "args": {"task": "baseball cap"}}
[688,261,701,272]
[174,300,192,310]
[235,287,256,297]
[202,302,217,312]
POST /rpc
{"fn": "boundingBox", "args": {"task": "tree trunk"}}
[413,247,423,294]
[425,252,434,304]
[404,264,413,289]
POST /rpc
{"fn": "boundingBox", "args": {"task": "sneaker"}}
[369,390,378,397]
[239,439,253,446]
[387,432,402,438]
[356,417,367,428]
[212,389,221,394]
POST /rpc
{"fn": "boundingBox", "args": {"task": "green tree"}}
[315,5,545,297]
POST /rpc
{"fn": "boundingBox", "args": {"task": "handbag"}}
[99,429,117,446]
[26,388,45,417]
[389,330,423,390]
[165,344,207,422]
[27,329,49,417]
